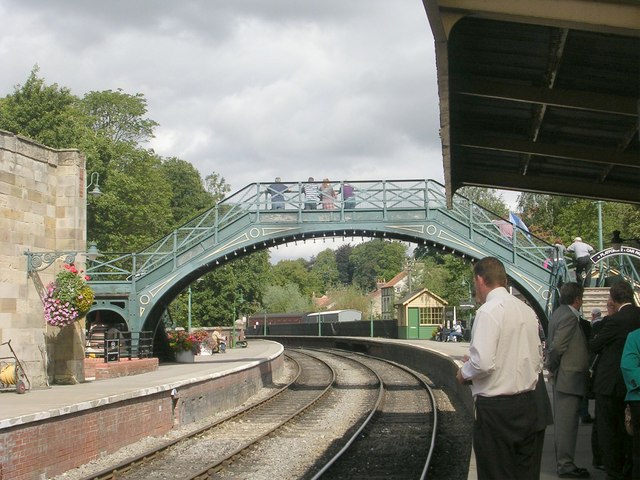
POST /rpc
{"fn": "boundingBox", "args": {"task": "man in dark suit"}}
[547,282,591,478]
[591,281,640,480]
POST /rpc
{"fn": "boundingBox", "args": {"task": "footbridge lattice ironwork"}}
[29,180,569,333]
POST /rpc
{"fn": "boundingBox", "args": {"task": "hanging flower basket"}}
[43,263,95,327]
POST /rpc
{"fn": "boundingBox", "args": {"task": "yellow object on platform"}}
[0,363,16,385]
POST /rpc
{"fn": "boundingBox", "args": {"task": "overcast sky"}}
[0,0,517,261]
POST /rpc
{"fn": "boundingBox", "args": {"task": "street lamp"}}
[187,285,192,332]
[232,293,244,348]
[87,172,102,199]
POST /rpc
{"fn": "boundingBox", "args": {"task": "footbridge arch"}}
[83,179,567,332]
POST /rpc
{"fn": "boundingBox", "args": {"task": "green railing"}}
[84,179,559,288]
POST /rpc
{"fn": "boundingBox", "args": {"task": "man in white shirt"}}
[456,257,543,479]
[566,237,595,287]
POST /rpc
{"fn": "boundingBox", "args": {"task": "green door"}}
[407,308,420,339]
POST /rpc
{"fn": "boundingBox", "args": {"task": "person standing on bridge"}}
[567,237,595,287]
[266,177,289,210]
[456,256,543,480]
[320,178,336,210]
[302,177,320,210]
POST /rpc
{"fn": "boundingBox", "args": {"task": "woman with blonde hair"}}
[320,178,336,210]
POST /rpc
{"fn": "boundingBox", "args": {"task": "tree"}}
[350,240,407,291]
[271,259,319,297]
[458,186,509,217]
[325,285,371,316]
[90,149,174,251]
[80,89,158,144]
[335,244,354,285]
[0,65,87,148]
[262,283,313,313]
[160,157,214,226]
[205,172,231,202]
[309,249,340,294]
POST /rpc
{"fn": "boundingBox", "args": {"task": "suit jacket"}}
[547,304,590,396]
[590,304,640,397]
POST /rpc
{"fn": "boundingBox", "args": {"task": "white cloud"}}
[0,0,456,259]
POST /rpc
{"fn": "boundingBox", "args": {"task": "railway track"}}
[80,348,439,480]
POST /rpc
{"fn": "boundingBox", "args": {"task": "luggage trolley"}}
[0,340,31,394]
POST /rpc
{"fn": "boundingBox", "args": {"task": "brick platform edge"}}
[84,357,159,380]
[0,354,284,480]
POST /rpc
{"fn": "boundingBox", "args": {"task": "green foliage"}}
[350,240,407,291]
[80,89,158,144]
[517,194,640,249]
[324,285,371,316]
[92,151,174,251]
[263,283,313,313]
[160,157,215,226]
[0,65,88,148]
[458,186,508,217]
[271,259,319,296]
[335,244,354,285]
[309,249,340,294]
[205,172,232,202]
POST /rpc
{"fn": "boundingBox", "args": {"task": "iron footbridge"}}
[31,179,568,332]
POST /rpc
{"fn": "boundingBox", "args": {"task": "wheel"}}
[16,381,26,394]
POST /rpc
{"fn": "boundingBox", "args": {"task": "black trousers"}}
[474,391,539,480]
[595,393,632,479]
[575,256,593,287]
[629,401,640,480]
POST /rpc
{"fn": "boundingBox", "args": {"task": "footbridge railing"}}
[73,179,567,330]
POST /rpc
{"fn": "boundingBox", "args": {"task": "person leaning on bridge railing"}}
[266,177,290,210]
[302,177,320,210]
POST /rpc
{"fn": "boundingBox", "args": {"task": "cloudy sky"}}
[0,0,516,260]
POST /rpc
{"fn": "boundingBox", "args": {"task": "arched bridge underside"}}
[86,180,564,332]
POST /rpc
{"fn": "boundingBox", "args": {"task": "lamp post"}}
[86,172,102,262]
[370,299,374,338]
[187,285,192,332]
[263,311,267,336]
[232,293,244,348]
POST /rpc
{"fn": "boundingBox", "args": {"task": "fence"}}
[86,328,153,363]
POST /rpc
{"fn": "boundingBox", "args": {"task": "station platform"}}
[0,340,284,480]
[407,339,606,480]
[0,338,605,480]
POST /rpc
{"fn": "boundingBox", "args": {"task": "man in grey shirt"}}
[566,237,594,287]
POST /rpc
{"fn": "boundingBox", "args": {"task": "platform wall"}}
[0,353,284,480]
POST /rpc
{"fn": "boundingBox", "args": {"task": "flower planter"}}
[175,350,195,363]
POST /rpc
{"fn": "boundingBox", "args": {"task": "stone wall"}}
[0,129,87,387]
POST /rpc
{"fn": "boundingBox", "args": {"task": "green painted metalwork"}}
[82,179,568,332]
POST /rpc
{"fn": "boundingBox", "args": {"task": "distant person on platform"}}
[456,257,543,480]
[448,321,463,342]
[567,237,595,287]
[546,282,591,479]
[267,177,289,210]
[302,177,320,210]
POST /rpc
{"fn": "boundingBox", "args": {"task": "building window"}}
[419,307,443,325]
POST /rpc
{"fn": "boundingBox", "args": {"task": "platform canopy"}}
[421,0,639,206]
